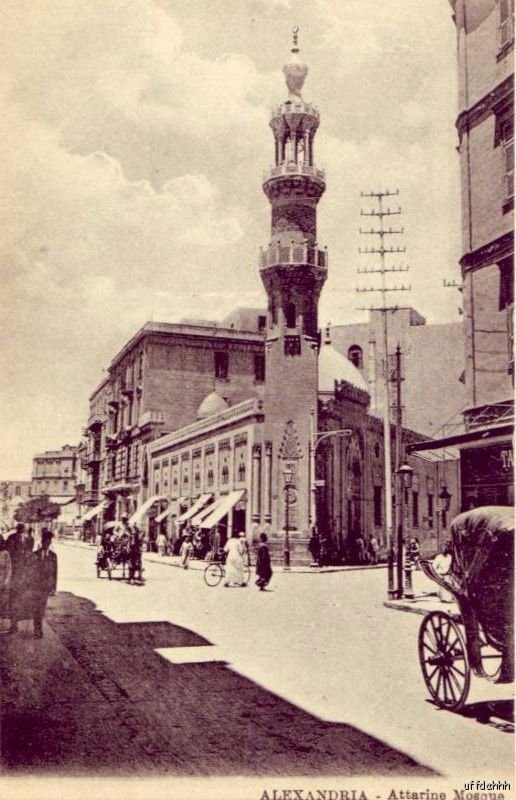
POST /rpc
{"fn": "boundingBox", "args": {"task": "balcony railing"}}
[263,163,326,184]
[271,99,319,120]
[259,242,328,270]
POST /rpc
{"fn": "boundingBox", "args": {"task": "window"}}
[238,462,246,483]
[207,469,214,487]
[257,315,267,331]
[221,465,229,485]
[499,0,515,50]
[373,486,382,527]
[412,491,419,528]
[502,124,514,200]
[254,354,265,383]
[285,302,296,329]
[15,486,21,496]
[63,480,68,491]
[428,493,434,529]
[214,351,228,379]
[347,345,363,369]
[194,471,200,489]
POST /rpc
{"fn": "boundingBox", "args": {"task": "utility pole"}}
[357,189,411,600]
[393,343,404,598]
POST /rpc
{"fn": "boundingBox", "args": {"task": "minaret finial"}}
[292,25,299,53]
[325,322,331,344]
[283,24,308,98]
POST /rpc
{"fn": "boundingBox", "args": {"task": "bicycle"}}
[204,560,251,587]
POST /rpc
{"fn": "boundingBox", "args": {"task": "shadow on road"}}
[0,591,436,777]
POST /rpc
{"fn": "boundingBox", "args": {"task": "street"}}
[1,542,513,781]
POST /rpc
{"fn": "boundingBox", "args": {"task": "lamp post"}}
[438,484,452,531]
[397,461,413,598]
[283,463,295,570]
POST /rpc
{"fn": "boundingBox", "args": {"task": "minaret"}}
[260,28,327,548]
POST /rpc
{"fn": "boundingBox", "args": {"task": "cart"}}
[96,534,130,580]
[418,506,514,710]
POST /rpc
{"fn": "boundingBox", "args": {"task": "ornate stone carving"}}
[279,420,303,460]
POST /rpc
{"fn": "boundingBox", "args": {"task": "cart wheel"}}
[204,563,223,587]
[419,611,470,710]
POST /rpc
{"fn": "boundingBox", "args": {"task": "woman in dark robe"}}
[255,533,273,591]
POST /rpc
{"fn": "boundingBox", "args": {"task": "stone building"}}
[0,480,32,529]
[331,307,466,437]
[79,33,459,562]
[409,0,514,508]
[31,444,79,527]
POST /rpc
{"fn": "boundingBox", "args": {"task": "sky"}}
[0,0,462,479]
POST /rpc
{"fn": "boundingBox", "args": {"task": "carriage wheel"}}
[204,563,223,587]
[418,611,470,710]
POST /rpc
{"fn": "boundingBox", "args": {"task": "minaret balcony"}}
[259,242,328,270]
[263,162,325,184]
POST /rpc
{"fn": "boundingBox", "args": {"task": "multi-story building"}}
[0,480,32,530]
[31,445,78,499]
[409,0,514,508]
[332,307,466,437]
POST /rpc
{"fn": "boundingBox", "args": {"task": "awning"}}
[81,500,107,522]
[189,499,219,527]
[176,494,213,523]
[199,490,244,530]
[154,497,187,523]
[406,423,513,454]
[129,495,169,526]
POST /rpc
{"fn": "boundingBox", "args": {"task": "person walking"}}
[432,540,454,603]
[223,532,247,587]
[255,533,272,591]
[0,538,12,622]
[308,527,320,566]
[368,536,379,565]
[6,523,33,634]
[179,534,193,569]
[28,528,57,638]
[239,531,250,568]
[157,530,168,557]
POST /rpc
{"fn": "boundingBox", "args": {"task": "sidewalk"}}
[384,592,461,620]
[58,537,387,574]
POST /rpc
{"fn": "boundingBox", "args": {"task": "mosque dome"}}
[197,390,228,420]
[318,328,369,396]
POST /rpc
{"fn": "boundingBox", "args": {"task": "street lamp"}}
[438,484,452,530]
[283,463,295,570]
[396,461,413,598]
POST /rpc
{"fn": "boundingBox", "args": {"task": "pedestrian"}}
[223,532,247,587]
[239,531,250,568]
[308,527,320,566]
[355,535,366,565]
[27,528,58,638]
[179,534,193,569]
[128,526,143,584]
[255,533,272,591]
[432,540,454,603]
[6,523,33,634]
[157,530,168,557]
[368,536,379,565]
[410,536,421,568]
[0,537,12,621]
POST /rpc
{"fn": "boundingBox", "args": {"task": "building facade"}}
[410,1,514,507]
[0,480,32,530]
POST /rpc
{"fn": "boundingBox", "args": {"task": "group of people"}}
[0,523,57,638]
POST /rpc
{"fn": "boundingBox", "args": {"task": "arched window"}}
[347,345,363,369]
[285,302,297,329]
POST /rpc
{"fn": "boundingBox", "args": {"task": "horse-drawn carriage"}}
[96,527,144,583]
[418,506,514,710]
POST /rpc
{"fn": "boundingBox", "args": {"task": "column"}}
[252,444,262,523]
[264,441,272,523]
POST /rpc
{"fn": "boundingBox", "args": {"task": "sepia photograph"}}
[0,1,513,799]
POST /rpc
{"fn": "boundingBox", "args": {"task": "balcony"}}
[105,433,118,448]
[138,410,165,429]
[81,491,100,506]
[263,163,325,184]
[259,242,328,270]
[86,414,103,430]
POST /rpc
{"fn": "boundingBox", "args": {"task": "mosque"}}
[78,33,458,564]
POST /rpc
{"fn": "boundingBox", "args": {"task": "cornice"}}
[456,76,513,141]
[460,231,514,274]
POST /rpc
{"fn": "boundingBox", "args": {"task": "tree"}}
[14,495,61,526]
